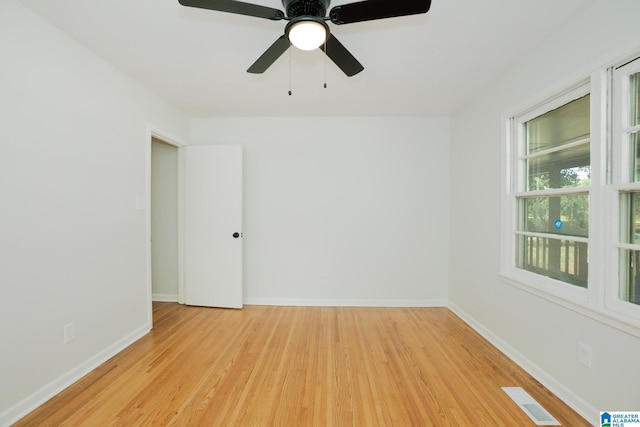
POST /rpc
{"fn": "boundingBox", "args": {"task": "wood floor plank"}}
[14,303,590,426]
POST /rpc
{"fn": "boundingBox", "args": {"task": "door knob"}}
[233,232,240,238]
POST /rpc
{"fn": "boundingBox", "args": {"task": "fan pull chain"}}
[288,49,292,96]
[323,39,327,89]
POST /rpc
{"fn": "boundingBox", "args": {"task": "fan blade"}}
[247,35,291,74]
[178,0,285,21]
[320,34,364,77]
[329,0,431,25]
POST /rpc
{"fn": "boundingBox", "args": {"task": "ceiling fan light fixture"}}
[286,18,328,51]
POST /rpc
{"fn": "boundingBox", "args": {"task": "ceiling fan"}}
[178,0,432,77]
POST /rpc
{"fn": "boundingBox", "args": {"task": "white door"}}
[183,145,243,308]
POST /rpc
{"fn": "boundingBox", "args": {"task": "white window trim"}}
[500,67,640,338]
[607,57,640,323]
[503,80,591,290]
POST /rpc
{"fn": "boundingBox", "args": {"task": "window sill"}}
[498,271,640,338]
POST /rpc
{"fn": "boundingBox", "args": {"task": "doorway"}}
[144,127,244,328]
[151,138,179,302]
[145,126,185,328]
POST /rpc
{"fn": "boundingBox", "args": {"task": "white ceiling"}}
[19,0,597,117]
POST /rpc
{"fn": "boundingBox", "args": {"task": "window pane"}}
[632,132,640,182]
[619,249,640,305]
[527,145,590,190]
[517,235,588,287]
[621,192,640,244]
[525,94,590,154]
[630,72,640,127]
[630,73,640,181]
[521,195,589,237]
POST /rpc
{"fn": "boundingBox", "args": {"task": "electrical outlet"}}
[64,322,76,344]
[321,273,329,286]
[578,342,592,368]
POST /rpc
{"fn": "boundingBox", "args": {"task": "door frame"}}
[145,124,186,328]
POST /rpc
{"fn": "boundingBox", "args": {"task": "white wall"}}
[0,1,188,424]
[151,139,179,300]
[448,0,640,421]
[190,117,450,306]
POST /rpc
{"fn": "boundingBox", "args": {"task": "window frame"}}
[501,60,640,336]
[503,81,593,306]
[608,57,640,322]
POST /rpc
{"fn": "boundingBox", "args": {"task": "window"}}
[612,58,640,312]
[511,85,591,289]
[502,54,640,332]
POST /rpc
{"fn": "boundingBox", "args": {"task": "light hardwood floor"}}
[15,303,590,426]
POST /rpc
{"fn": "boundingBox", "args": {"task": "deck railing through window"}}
[519,235,588,288]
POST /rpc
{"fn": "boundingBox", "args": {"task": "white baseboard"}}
[152,293,179,302]
[447,302,597,425]
[243,297,448,307]
[0,323,151,427]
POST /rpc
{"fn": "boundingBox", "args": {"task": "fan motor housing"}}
[282,0,330,18]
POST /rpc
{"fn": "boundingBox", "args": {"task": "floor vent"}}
[502,387,561,425]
